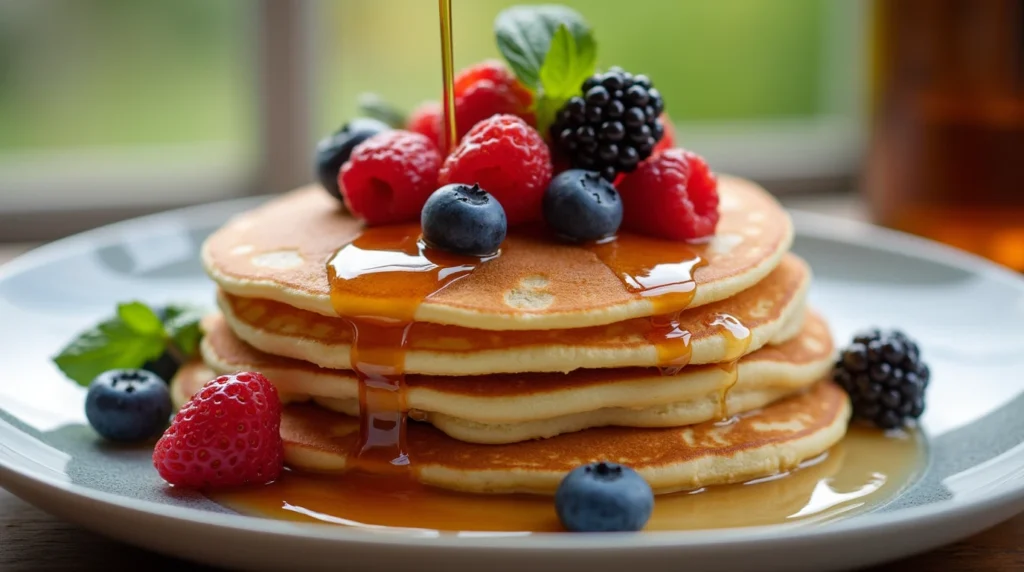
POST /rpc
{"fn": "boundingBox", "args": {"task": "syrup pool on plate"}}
[209,426,924,532]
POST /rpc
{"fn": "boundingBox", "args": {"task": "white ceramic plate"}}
[1,197,1023,572]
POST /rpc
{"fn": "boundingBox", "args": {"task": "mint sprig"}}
[53,301,206,386]
[164,303,205,359]
[494,5,597,135]
[535,24,597,138]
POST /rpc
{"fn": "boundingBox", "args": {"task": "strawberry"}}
[153,371,283,488]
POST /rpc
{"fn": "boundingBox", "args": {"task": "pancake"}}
[203,176,793,330]
[198,310,834,443]
[217,253,810,375]
[170,362,849,494]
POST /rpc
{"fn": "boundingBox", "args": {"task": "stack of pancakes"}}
[174,175,850,494]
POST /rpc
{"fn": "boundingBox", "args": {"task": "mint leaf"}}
[357,92,407,128]
[494,5,594,90]
[117,301,163,336]
[163,303,205,358]
[535,24,598,134]
[53,318,166,386]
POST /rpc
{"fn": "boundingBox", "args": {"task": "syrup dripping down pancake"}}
[202,176,792,330]
[195,310,834,443]
[215,253,810,376]
[171,364,849,495]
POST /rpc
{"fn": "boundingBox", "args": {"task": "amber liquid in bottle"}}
[864,0,1024,270]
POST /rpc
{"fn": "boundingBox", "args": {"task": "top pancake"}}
[203,176,792,330]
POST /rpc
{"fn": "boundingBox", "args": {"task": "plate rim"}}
[1,196,1023,551]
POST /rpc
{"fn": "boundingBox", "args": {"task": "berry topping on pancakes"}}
[543,169,623,242]
[315,118,391,204]
[618,149,720,240]
[339,130,442,225]
[422,183,507,256]
[550,67,666,182]
[438,114,552,226]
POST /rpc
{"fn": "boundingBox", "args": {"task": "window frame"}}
[0,0,315,241]
[0,0,866,241]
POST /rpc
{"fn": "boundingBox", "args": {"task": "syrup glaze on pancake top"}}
[202,176,792,330]
[215,253,811,375]
[194,310,835,444]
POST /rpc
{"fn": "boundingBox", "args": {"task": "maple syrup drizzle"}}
[709,313,752,418]
[438,0,457,155]
[326,225,749,471]
[586,235,753,419]
[585,233,708,373]
[586,234,706,314]
[326,224,495,470]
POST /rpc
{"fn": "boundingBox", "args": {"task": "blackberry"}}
[832,329,929,430]
[551,68,665,182]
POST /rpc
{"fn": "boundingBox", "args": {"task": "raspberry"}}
[454,60,534,139]
[439,115,552,225]
[404,63,535,151]
[652,112,676,155]
[407,101,443,148]
[618,148,719,241]
[153,372,283,489]
[339,130,442,225]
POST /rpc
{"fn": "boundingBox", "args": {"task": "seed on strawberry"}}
[152,371,283,489]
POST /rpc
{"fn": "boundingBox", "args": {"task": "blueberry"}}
[543,170,623,241]
[421,184,507,256]
[315,118,391,202]
[85,369,172,442]
[555,462,654,532]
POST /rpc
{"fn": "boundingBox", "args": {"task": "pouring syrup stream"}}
[438,0,457,155]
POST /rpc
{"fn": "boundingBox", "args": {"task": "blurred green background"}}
[0,0,828,153]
